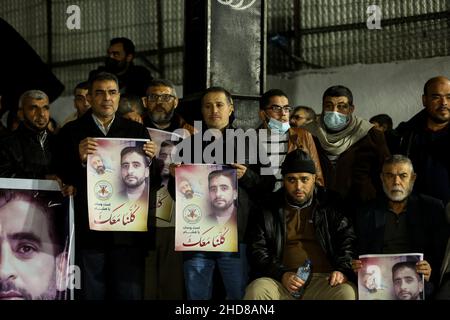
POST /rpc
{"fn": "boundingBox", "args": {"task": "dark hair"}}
[73,81,89,95]
[118,94,145,116]
[208,169,237,190]
[369,114,393,131]
[88,72,119,94]
[147,79,177,97]
[120,146,150,166]
[201,86,233,106]
[0,190,66,255]
[110,37,135,56]
[392,261,420,281]
[260,89,288,110]
[291,105,316,121]
[322,85,353,106]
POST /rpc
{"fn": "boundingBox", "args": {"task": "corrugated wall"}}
[1,0,448,95]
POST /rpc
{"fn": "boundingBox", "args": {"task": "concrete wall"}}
[267,56,450,128]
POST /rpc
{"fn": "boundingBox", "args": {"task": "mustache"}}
[0,280,32,300]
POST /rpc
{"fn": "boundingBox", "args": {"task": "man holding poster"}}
[56,72,158,300]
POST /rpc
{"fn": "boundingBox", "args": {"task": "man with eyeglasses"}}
[304,85,390,215]
[352,155,449,299]
[56,72,159,300]
[141,79,194,300]
[258,89,323,191]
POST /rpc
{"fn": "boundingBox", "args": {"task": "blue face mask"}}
[267,117,290,134]
[323,111,349,131]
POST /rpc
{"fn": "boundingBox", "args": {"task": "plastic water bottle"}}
[291,259,312,299]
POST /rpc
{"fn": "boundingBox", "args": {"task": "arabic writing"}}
[93,201,140,225]
[182,226,229,248]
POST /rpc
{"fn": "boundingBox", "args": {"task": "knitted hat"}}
[281,149,316,175]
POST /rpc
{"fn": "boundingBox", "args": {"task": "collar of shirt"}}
[92,113,115,135]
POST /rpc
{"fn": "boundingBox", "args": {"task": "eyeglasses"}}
[266,105,292,113]
[147,93,176,102]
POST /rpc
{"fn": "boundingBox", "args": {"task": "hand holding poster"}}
[175,164,238,252]
[0,178,74,300]
[357,253,425,300]
[87,138,150,231]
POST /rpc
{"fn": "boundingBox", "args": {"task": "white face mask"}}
[323,111,349,131]
[267,117,290,134]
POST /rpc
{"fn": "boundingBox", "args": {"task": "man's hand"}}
[169,163,181,177]
[79,138,98,163]
[416,260,432,282]
[143,141,156,159]
[46,175,77,197]
[281,271,305,294]
[351,259,362,273]
[231,163,247,179]
[328,271,347,287]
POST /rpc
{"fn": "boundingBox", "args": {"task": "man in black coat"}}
[244,149,357,300]
[353,155,449,298]
[57,72,158,300]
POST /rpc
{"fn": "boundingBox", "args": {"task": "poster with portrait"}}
[358,253,424,300]
[175,164,238,252]
[87,137,151,231]
[147,128,183,223]
[0,178,75,300]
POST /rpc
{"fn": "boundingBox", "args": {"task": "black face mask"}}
[105,57,126,74]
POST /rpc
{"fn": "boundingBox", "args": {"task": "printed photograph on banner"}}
[147,128,183,223]
[175,164,238,252]
[0,178,74,300]
[87,138,150,231]
[358,253,424,300]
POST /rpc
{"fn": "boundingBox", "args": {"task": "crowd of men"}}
[0,37,449,301]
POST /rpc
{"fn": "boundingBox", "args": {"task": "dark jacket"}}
[249,187,356,282]
[143,112,196,136]
[313,127,390,212]
[395,110,450,202]
[0,123,56,178]
[168,122,275,243]
[355,193,449,288]
[56,109,161,249]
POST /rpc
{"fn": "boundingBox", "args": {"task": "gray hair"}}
[18,90,49,109]
[383,154,415,174]
[146,78,177,98]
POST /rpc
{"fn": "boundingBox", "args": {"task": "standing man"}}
[353,155,449,298]
[63,81,91,125]
[258,89,323,191]
[304,85,390,211]
[395,76,450,203]
[89,37,152,97]
[56,72,157,300]
[141,79,194,300]
[0,90,57,179]
[290,106,316,128]
[244,149,357,300]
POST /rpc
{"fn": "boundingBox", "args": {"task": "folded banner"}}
[358,253,424,300]
[175,164,238,252]
[0,178,74,300]
[87,138,150,231]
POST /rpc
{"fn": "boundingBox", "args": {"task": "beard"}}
[0,269,57,300]
[95,166,106,175]
[123,175,146,188]
[383,184,413,202]
[211,199,234,212]
[149,106,175,125]
[183,190,194,199]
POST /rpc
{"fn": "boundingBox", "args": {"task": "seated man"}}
[244,149,356,300]
[353,154,449,298]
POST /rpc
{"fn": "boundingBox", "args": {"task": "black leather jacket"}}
[0,123,56,178]
[249,186,356,282]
